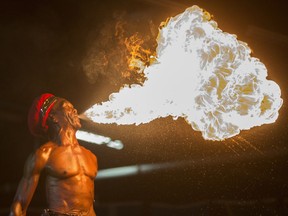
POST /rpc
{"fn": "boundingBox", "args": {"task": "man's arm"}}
[10,145,52,216]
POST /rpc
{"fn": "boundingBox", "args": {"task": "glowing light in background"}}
[85,5,283,141]
[76,130,124,150]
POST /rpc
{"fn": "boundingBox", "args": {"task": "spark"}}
[224,140,241,156]
[237,136,263,154]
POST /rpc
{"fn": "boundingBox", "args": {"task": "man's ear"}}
[48,113,58,124]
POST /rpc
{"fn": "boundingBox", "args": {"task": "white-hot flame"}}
[85,5,283,141]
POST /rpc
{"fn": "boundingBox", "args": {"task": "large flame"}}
[85,6,283,141]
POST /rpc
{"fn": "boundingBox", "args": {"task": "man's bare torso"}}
[40,142,97,215]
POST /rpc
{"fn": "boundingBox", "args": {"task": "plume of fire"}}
[84,5,283,141]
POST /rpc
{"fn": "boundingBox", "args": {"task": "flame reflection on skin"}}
[85,5,283,141]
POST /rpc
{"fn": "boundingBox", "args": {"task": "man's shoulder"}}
[38,141,57,151]
[24,142,57,174]
[34,142,57,159]
[80,145,97,160]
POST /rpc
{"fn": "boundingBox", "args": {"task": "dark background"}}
[0,0,287,215]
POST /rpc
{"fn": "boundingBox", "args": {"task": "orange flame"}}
[122,33,155,84]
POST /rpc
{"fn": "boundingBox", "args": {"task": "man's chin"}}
[68,115,81,129]
[76,123,81,129]
[73,121,81,130]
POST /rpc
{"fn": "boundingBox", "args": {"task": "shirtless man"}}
[10,93,98,216]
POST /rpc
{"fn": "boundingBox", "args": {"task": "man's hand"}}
[10,202,25,216]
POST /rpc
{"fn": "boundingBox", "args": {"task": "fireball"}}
[85,6,283,141]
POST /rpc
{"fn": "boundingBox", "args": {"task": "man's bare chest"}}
[46,145,97,179]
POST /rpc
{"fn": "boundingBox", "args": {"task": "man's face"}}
[52,99,81,130]
[62,100,82,130]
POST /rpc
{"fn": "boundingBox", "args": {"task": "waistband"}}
[41,209,88,216]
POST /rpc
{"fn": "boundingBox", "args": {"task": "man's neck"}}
[57,126,79,146]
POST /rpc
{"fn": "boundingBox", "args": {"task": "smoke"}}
[82,11,157,86]
[85,6,283,141]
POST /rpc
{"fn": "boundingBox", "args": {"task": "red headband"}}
[28,93,58,137]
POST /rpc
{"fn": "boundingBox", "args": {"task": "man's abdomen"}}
[45,174,95,215]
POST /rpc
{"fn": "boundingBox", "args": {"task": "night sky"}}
[0,0,287,215]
